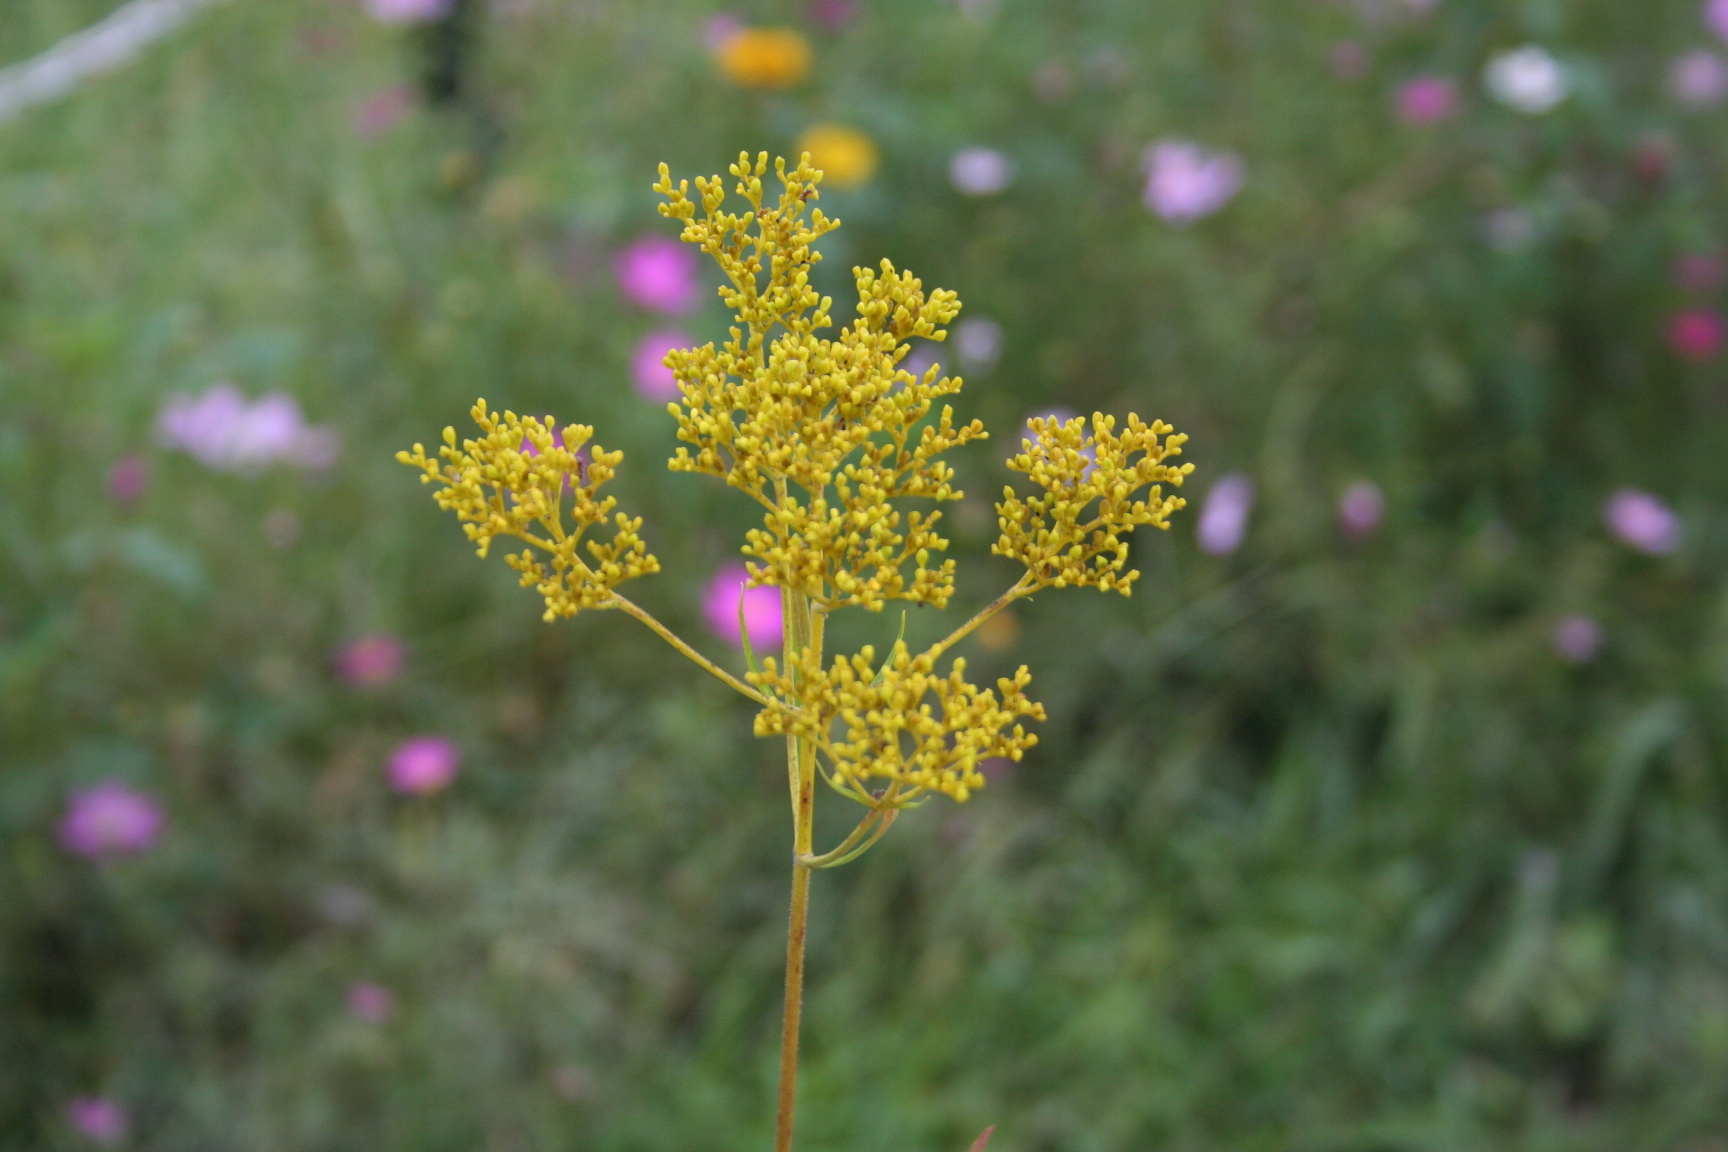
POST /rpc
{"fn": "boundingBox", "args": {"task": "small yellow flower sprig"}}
[397,401,661,621]
[653,152,984,612]
[994,412,1194,594]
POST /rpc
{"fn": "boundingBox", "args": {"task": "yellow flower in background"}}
[794,124,878,189]
[717,27,811,89]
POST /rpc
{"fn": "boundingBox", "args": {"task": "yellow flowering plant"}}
[398,152,1193,1152]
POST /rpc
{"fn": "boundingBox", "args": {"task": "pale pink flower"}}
[365,0,453,24]
[1671,50,1728,105]
[59,782,163,859]
[1669,308,1724,361]
[347,981,394,1022]
[354,85,414,138]
[1330,41,1367,80]
[630,330,691,402]
[386,736,460,795]
[614,236,700,314]
[335,635,404,686]
[1143,141,1243,225]
[949,147,1015,196]
[703,562,783,649]
[1397,76,1457,124]
[156,384,338,473]
[66,1097,126,1144]
[1674,252,1724,293]
[806,0,857,29]
[1552,614,1603,663]
[1197,473,1254,555]
[1604,489,1681,554]
[955,316,1003,372]
[1708,0,1728,42]
[704,13,744,52]
[107,454,147,504]
[1338,481,1385,540]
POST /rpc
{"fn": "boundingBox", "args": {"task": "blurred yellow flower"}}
[717,27,811,89]
[794,124,878,188]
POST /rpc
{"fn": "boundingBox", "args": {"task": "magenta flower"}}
[365,0,453,23]
[1708,0,1728,42]
[1671,50,1728,105]
[1604,489,1681,555]
[347,981,394,1023]
[354,85,414,138]
[1552,614,1603,663]
[107,454,147,504]
[806,0,857,29]
[59,782,163,860]
[1197,473,1254,556]
[65,1097,126,1144]
[703,562,784,649]
[1143,141,1244,225]
[631,329,691,402]
[613,236,701,314]
[156,383,338,473]
[1669,308,1724,361]
[386,736,460,796]
[335,635,404,686]
[1338,481,1385,540]
[1397,76,1457,124]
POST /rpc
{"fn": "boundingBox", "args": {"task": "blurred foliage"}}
[5,0,1728,1150]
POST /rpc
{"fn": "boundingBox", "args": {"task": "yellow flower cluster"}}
[396,402,660,621]
[654,153,984,612]
[750,643,1044,805]
[995,413,1193,594]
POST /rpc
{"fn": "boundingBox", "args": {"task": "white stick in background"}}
[0,0,226,125]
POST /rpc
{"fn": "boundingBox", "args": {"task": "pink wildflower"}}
[107,454,147,504]
[613,236,700,314]
[949,147,1015,196]
[354,85,414,138]
[1552,614,1603,663]
[1330,41,1367,80]
[335,635,404,686]
[704,13,744,52]
[365,0,453,24]
[347,981,394,1022]
[59,782,164,860]
[156,383,338,473]
[806,0,857,29]
[1671,50,1728,105]
[1397,76,1457,124]
[1197,473,1254,556]
[1604,489,1681,554]
[702,562,783,649]
[1143,141,1244,225]
[1674,252,1724,293]
[1669,308,1724,361]
[66,1097,126,1144]
[631,329,691,402]
[1708,0,1728,42]
[1338,481,1386,540]
[386,736,460,795]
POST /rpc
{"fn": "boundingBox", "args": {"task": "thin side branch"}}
[927,574,1035,662]
[612,594,771,706]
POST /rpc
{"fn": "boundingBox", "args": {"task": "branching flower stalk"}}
[398,153,1194,1152]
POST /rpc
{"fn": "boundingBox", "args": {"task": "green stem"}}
[774,591,821,1152]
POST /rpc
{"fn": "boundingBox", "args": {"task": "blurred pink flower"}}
[703,562,783,649]
[1671,50,1728,105]
[1338,481,1385,540]
[1674,252,1725,293]
[347,981,394,1022]
[365,0,452,23]
[631,329,691,402]
[1143,141,1243,225]
[704,12,744,52]
[1669,308,1724,361]
[386,736,460,795]
[949,147,1015,196]
[107,454,147,504]
[614,236,700,314]
[806,0,857,29]
[1708,0,1728,42]
[157,383,338,473]
[1330,41,1367,80]
[1197,473,1254,555]
[1552,614,1603,663]
[1397,76,1457,124]
[1604,488,1680,554]
[354,85,414,137]
[59,782,163,860]
[335,635,404,686]
[66,1097,126,1144]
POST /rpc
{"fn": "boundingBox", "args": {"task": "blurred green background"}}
[7,0,1728,1149]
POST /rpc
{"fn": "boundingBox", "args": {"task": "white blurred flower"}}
[955,317,1003,373]
[1671,50,1728,106]
[1485,46,1570,114]
[1197,473,1254,556]
[949,147,1015,196]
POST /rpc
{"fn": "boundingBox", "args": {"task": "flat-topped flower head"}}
[397,401,659,620]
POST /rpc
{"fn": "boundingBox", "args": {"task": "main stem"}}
[775,587,820,1152]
